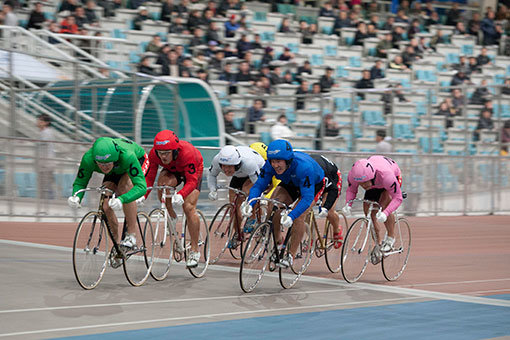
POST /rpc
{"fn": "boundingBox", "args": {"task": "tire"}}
[149,208,173,281]
[184,210,210,278]
[209,203,234,264]
[232,203,269,260]
[279,220,315,289]
[382,218,411,281]
[123,211,154,287]
[72,211,109,290]
[341,218,372,283]
[239,222,273,293]
[324,219,342,273]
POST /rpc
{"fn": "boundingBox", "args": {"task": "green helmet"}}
[92,137,120,163]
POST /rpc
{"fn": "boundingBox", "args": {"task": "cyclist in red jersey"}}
[141,130,204,268]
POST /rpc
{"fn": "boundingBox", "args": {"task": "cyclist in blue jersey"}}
[241,139,325,267]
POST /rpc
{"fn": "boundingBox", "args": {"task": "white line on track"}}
[398,278,510,287]
[0,296,422,338]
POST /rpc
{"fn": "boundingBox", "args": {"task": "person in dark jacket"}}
[27,2,46,29]
[370,59,385,79]
[138,56,158,76]
[319,67,337,92]
[354,69,374,99]
[473,109,494,141]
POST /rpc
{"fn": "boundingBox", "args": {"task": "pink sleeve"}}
[381,175,403,216]
[345,173,359,206]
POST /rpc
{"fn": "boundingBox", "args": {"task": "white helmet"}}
[218,145,241,166]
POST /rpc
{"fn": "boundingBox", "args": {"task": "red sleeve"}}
[144,148,160,199]
[177,143,204,198]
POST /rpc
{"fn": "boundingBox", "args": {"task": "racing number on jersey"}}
[384,156,395,165]
[188,163,196,175]
[78,168,85,178]
[260,168,266,178]
[122,138,133,144]
[129,163,139,177]
[390,182,397,193]
[303,176,311,188]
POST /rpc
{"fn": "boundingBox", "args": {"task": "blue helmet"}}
[267,139,294,161]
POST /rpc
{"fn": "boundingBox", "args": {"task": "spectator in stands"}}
[375,129,392,153]
[160,0,177,23]
[209,49,224,70]
[258,64,271,79]
[319,1,335,17]
[251,33,263,50]
[381,84,408,114]
[46,21,61,44]
[333,11,350,35]
[425,11,440,28]
[376,32,393,59]
[138,56,158,76]
[437,99,458,128]
[468,12,481,37]
[401,45,421,68]
[315,114,340,149]
[179,57,194,77]
[145,35,163,53]
[502,79,510,95]
[192,51,208,70]
[391,26,404,49]
[176,0,189,15]
[202,9,214,27]
[484,100,494,114]
[407,19,421,40]
[36,114,56,201]
[243,51,255,70]
[473,109,494,141]
[295,80,310,110]
[348,10,360,27]
[370,59,385,79]
[271,114,295,141]
[189,27,205,48]
[250,76,273,96]
[395,9,409,24]
[481,11,503,46]
[388,55,408,71]
[196,69,209,83]
[279,17,293,33]
[500,120,510,155]
[278,47,294,62]
[223,43,237,58]
[133,7,149,31]
[429,29,448,51]
[261,47,275,67]
[452,55,469,74]
[27,2,46,30]
[84,0,98,25]
[477,47,492,66]
[311,82,322,95]
[468,56,481,74]
[445,3,461,26]
[367,23,377,38]
[352,22,369,46]
[298,20,312,44]
[319,66,338,93]
[169,16,189,34]
[223,110,241,138]
[451,89,466,113]
[354,69,374,99]
[217,0,240,17]
[203,1,217,17]
[2,4,17,26]
[454,22,468,36]
[160,48,179,76]
[175,44,189,63]
[74,6,89,28]
[60,15,78,34]
[450,71,471,88]
[236,61,254,83]
[381,15,395,31]
[332,0,349,11]
[59,0,79,14]
[186,9,202,32]
[470,79,491,105]
[282,71,295,85]
[219,62,237,94]
[236,33,251,59]
[224,14,240,38]
[269,65,284,86]
[415,37,430,55]
[367,2,379,17]
[247,99,266,133]
[206,22,222,46]
[295,60,312,84]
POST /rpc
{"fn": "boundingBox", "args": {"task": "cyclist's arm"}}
[345,177,358,206]
[206,158,221,192]
[382,176,403,216]
[288,173,316,220]
[72,153,95,201]
[144,149,159,199]
[118,155,147,204]
[247,162,274,205]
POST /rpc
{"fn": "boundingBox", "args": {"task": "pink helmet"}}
[350,159,375,183]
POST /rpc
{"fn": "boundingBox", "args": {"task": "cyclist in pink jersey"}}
[342,155,403,264]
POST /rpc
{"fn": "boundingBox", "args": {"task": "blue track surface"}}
[58,299,510,340]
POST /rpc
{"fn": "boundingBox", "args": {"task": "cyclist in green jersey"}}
[68,137,149,255]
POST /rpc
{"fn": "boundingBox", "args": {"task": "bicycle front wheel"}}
[209,203,234,264]
[73,211,109,290]
[239,222,273,293]
[184,210,210,278]
[123,211,154,287]
[149,208,173,281]
[324,220,342,273]
[279,220,315,289]
[382,218,411,281]
[341,218,372,283]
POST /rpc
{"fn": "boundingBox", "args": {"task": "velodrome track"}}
[0,215,509,339]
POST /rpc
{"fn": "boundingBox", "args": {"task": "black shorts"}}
[364,176,403,202]
[278,180,325,202]
[229,176,249,190]
[160,169,203,192]
[103,156,146,186]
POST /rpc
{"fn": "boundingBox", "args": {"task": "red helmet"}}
[154,130,179,151]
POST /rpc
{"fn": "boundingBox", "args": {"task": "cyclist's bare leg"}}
[158,171,179,219]
[183,189,200,252]
[239,180,255,236]
[102,181,119,242]
[270,186,293,247]
[379,191,395,239]
[289,201,313,257]
[364,202,383,245]
[325,194,341,234]
[117,173,137,236]
[228,189,241,238]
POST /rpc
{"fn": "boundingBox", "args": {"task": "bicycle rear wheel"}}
[123,211,154,287]
[341,218,372,283]
[279,220,315,289]
[184,210,210,278]
[239,222,273,293]
[73,211,109,290]
[149,208,173,281]
[209,203,234,264]
[382,218,411,281]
